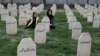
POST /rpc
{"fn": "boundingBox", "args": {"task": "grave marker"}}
[34,23,46,44]
[1,9,9,21]
[17,38,36,56]
[87,12,93,22]
[6,16,17,35]
[42,16,50,32]
[72,22,82,40]
[68,16,77,29]
[19,13,28,26]
[19,5,24,14]
[77,33,92,56]
[11,7,17,17]
[93,14,100,28]
[7,3,13,12]
[51,4,57,16]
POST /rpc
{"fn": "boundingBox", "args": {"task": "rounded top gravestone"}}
[93,14,100,28]
[36,4,44,13]
[13,3,17,8]
[34,23,46,44]
[72,22,82,40]
[6,16,16,24]
[68,16,77,23]
[79,33,92,41]
[32,7,38,13]
[6,16,17,35]
[1,9,9,21]
[18,38,36,46]
[94,14,100,20]
[72,22,82,29]
[42,16,50,23]
[42,16,50,32]
[77,33,92,56]
[19,5,24,13]
[19,12,28,26]
[19,5,24,9]
[0,4,4,9]
[68,16,77,30]
[51,4,57,16]
[67,11,74,18]
[25,10,33,20]
[7,3,13,11]
[17,38,36,56]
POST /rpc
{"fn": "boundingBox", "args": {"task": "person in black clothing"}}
[25,12,39,29]
[47,9,55,29]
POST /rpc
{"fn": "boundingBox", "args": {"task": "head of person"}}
[32,12,37,17]
[47,9,53,16]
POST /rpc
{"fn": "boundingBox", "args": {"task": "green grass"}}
[0,10,99,56]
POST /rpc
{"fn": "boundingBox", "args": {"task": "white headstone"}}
[7,3,13,12]
[87,12,93,22]
[85,4,88,9]
[13,3,17,9]
[93,7,98,15]
[1,9,9,21]
[27,3,31,9]
[51,4,57,16]
[0,4,4,14]
[6,16,17,35]
[17,38,36,56]
[93,14,100,28]
[11,7,17,17]
[25,10,33,20]
[67,12,74,22]
[34,23,46,44]
[32,7,38,13]
[19,13,28,26]
[83,9,88,18]
[68,16,77,30]
[37,4,44,13]
[77,33,92,56]
[72,22,82,40]
[19,5,24,14]
[24,4,31,12]
[42,16,50,32]
[13,3,17,6]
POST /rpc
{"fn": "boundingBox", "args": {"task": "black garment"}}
[25,17,37,29]
[47,15,55,29]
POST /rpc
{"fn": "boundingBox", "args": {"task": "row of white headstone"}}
[19,3,44,14]
[6,4,56,46]
[86,4,100,28]
[64,4,92,56]
[17,4,57,56]
[0,3,44,21]
[0,3,44,35]
[64,4,82,40]
[75,4,93,22]
[19,3,44,26]
[6,4,57,36]
[0,4,26,17]
[0,3,17,18]
[75,4,100,28]
[17,33,92,56]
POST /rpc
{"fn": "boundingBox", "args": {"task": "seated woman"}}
[47,9,55,29]
[25,12,39,29]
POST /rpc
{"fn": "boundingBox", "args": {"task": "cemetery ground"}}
[0,10,100,56]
